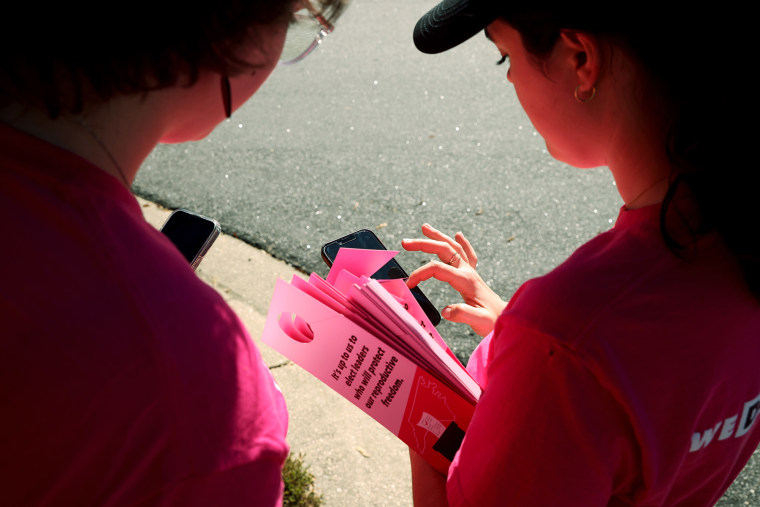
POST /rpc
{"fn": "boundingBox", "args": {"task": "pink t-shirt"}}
[0,125,289,505]
[449,205,760,506]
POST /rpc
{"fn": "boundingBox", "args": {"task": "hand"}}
[409,449,447,506]
[402,224,507,337]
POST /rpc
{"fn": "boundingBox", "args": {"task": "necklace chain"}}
[75,117,130,188]
[626,177,668,209]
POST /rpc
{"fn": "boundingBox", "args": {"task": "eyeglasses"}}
[279,1,334,65]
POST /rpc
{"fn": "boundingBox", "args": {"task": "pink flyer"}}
[261,249,478,472]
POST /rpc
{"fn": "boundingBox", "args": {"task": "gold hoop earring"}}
[574,85,596,103]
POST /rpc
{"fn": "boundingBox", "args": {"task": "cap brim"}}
[413,0,501,54]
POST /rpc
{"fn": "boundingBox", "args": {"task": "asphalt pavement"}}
[133,0,624,365]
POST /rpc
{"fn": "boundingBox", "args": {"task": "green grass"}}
[282,452,323,507]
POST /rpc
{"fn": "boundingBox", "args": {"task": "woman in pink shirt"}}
[404,1,759,505]
[1,1,347,505]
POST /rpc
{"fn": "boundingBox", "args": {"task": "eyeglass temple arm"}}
[299,0,334,34]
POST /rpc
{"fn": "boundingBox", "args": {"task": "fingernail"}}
[442,307,451,319]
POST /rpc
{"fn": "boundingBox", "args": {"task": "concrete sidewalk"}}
[140,199,413,507]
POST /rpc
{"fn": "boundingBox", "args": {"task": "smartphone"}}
[321,229,441,326]
[160,208,221,270]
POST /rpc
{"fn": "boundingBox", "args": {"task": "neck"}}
[585,51,675,211]
[1,94,169,189]
[607,131,673,210]
[603,87,674,210]
[623,176,670,210]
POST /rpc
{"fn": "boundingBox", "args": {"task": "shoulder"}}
[88,205,291,499]
[478,205,760,503]
[504,205,667,345]
[1,158,288,501]
[96,202,289,464]
[450,321,639,505]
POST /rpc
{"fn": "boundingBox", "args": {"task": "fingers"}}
[401,237,449,255]
[441,304,495,337]
[421,224,465,261]
[402,237,464,267]
[422,224,479,268]
[405,261,445,289]
[405,261,478,297]
[406,263,496,336]
[454,232,478,269]
[402,225,496,336]
[419,223,454,242]
[403,224,474,267]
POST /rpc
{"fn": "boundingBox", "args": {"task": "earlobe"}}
[559,30,601,95]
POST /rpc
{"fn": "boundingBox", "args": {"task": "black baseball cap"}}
[413,0,502,54]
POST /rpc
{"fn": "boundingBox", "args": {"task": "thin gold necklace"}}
[75,117,130,188]
[626,177,668,209]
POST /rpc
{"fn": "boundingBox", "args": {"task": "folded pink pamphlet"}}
[262,248,481,473]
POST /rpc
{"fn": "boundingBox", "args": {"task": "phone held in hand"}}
[160,208,221,270]
[321,229,441,326]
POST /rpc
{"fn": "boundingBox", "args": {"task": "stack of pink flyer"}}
[262,247,481,473]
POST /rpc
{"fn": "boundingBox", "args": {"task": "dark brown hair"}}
[0,0,347,117]
[501,5,758,296]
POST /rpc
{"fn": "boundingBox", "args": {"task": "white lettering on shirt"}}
[690,422,722,452]
[690,392,760,452]
[735,393,760,438]
[719,415,737,440]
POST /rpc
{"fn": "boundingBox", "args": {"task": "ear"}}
[557,30,602,95]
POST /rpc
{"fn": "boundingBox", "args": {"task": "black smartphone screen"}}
[160,209,220,267]
[322,230,441,326]
[322,232,406,280]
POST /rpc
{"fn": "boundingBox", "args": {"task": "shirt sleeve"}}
[447,319,639,507]
[143,292,290,506]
